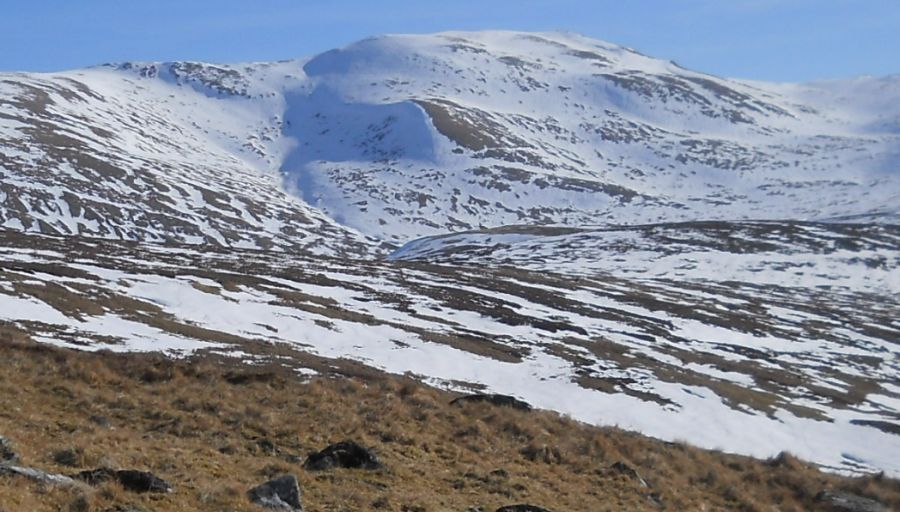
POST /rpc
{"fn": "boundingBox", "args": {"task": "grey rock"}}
[248,474,303,511]
[0,464,87,488]
[817,491,887,512]
[496,506,553,512]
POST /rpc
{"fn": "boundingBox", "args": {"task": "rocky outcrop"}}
[303,441,382,471]
[495,505,554,512]
[248,474,304,511]
[0,464,87,488]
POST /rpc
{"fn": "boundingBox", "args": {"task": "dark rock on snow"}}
[496,505,554,512]
[450,394,533,411]
[303,440,382,471]
[74,468,172,493]
[817,490,887,512]
[248,474,304,511]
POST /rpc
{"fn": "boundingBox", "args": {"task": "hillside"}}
[1,230,897,478]
[1,339,898,511]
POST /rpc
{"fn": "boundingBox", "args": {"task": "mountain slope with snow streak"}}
[1,31,899,247]
[0,60,378,255]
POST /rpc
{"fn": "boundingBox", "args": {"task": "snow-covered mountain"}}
[1,31,898,477]
[1,31,898,248]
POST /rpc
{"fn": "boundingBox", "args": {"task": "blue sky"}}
[1,0,897,81]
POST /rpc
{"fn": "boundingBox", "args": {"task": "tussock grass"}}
[0,335,897,511]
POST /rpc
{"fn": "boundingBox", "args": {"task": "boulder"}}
[248,474,303,511]
[817,491,887,512]
[495,505,553,512]
[450,394,532,411]
[74,468,172,493]
[303,441,381,471]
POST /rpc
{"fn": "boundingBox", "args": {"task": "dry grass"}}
[0,335,897,511]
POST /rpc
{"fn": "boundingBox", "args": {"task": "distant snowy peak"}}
[277,31,900,241]
[1,30,899,249]
[301,31,796,129]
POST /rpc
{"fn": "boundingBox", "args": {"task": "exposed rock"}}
[816,491,887,512]
[303,440,382,471]
[0,464,87,488]
[74,468,172,493]
[495,505,554,512]
[609,460,648,487]
[248,474,303,511]
[450,394,532,411]
[0,435,17,463]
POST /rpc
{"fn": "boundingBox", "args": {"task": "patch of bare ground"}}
[0,334,897,511]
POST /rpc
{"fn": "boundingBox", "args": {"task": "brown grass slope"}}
[0,334,897,511]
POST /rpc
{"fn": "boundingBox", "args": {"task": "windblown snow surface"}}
[0,31,898,476]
